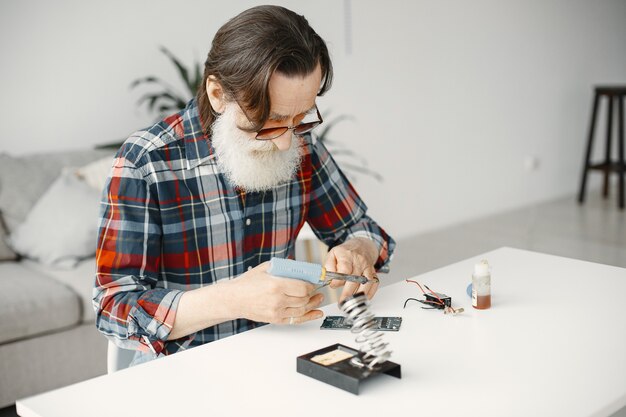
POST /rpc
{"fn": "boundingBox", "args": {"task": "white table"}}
[17,247,626,417]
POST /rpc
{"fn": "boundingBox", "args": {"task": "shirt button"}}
[245,218,251,226]
[247,266,252,271]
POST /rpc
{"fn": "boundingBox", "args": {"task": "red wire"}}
[405,279,428,295]
[423,284,448,308]
[405,279,456,312]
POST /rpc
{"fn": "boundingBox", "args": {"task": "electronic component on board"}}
[320,315,402,331]
[424,292,451,309]
[404,280,464,315]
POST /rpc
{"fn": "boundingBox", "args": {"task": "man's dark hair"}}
[196,5,333,135]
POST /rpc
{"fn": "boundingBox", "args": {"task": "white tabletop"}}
[17,247,626,417]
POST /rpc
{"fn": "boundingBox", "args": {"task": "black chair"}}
[578,86,626,209]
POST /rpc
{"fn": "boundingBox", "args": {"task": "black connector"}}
[424,292,451,309]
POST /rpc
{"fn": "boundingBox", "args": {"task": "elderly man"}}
[94,5,395,364]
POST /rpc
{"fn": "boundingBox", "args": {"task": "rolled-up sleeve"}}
[306,138,395,271]
[92,153,186,356]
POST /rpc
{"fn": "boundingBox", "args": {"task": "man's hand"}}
[229,262,324,325]
[324,237,380,302]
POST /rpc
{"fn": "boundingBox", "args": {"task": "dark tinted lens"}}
[293,121,321,135]
[256,127,289,140]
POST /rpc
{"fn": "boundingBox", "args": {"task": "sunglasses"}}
[254,105,324,141]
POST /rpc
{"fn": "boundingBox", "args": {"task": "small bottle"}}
[472,259,491,309]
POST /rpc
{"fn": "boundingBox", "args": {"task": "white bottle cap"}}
[474,259,490,276]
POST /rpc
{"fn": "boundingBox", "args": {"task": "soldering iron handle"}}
[267,258,322,284]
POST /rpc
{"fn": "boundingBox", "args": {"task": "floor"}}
[2,189,624,417]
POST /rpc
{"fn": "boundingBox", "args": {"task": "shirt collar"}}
[181,99,217,170]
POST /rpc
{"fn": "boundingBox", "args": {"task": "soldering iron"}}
[268,257,370,286]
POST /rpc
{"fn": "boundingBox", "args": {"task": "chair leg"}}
[579,91,600,204]
[303,239,314,263]
[603,95,614,198]
[618,96,625,209]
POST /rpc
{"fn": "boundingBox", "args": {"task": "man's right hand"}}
[229,261,324,325]
[169,261,324,340]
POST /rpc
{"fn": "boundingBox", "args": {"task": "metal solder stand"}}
[297,344,401,395]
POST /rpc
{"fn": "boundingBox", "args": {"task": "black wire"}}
[404,297,446,310]
[404,298,442,309]
[406,281,448,310]
[419,299,443,306]
[418,299,441,309]
[403,298,421,308]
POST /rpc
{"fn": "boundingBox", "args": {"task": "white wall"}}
[1,0,625,240]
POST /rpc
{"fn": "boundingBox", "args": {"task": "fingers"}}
[282,293,324,319]
[324,250,337,272]
[282,309,324,325]
[362,265,380,299]
[324,252,339,288]
[325,249,352,288]
[237,261,322,324]
[338,265,380,303]
[265,274,316,298]
[280,279,316,297]
[325,251,354,274]
[281,293,325,325]
[364,275,380,299]
[335,258,354,275]
[329,279,344,289]
[338,281,361,303]
[261,260,318,297]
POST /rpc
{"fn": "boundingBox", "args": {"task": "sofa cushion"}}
[0,211,17,261]
[22,258,97,324]
[75,156,113,191]
[0,149,111,232]
[8,170,101,267]
[0,262,81,344]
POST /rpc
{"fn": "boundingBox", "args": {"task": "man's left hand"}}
[324,237,380,302]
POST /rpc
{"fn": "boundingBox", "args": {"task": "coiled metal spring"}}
[340,292,392,370]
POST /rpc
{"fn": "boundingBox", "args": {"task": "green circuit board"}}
[320,316,402,331]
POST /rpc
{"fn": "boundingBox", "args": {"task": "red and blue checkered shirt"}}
[93,99,395,361]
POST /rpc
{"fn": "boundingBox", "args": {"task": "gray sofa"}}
[0,149,111,408]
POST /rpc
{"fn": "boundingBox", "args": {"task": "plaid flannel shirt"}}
[93,99,395,361]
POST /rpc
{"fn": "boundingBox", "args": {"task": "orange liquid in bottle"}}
[474,294,491,309]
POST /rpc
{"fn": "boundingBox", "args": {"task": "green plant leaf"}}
[317,114,355,143]
[192,60,203,95]
[328,149,370,166]
[129,76,163,89]
[159,46,194,94]
[158,104,178,114]
[137,92,178,112]
[339,162,384,182]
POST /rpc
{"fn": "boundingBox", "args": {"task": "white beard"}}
[210,105,302,192]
